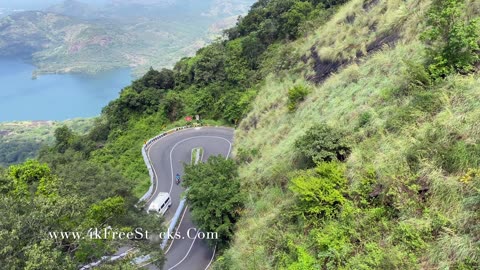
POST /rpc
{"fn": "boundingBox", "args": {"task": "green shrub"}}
[295,124,351,166]
[312,222,352,268]
[288,85,310,112]
[393,219,431,252]
[357,111,373,128]
[283,242,318,270]
[289,162,347,220]
[421,0,480,78]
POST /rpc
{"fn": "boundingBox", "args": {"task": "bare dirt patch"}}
[306,31,400,84]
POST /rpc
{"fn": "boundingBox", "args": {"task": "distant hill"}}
[0,11,78,56]
[0,0,254,76]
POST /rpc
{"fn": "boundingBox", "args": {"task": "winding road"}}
[143,126,234,270]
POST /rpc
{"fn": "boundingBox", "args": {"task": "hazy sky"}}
[0,0,110,10]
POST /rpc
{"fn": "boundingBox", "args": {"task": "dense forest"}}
[1,0,479,269]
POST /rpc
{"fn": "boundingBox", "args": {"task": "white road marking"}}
[165,205,189,254]
[168,136,232,195]
[142,129,233,269]
[166,231,198,270]
[204,245,216,270]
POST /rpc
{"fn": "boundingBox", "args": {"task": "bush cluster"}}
[295,124,351,166]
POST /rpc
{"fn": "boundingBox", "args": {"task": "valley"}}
[0,0,254,77]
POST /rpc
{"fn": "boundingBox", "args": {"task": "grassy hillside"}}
[217,0,480,268]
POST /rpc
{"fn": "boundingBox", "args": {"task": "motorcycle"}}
[175,174,181,185]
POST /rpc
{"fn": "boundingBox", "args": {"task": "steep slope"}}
[217,0,480,269]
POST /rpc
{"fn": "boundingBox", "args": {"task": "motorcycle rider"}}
[175,173,180,185]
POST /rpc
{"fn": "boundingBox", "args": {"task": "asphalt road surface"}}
[143,126,234,270]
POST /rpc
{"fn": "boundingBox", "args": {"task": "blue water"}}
[0,58,132,122]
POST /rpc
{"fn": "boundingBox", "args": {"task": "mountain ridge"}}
[0,0,254,76]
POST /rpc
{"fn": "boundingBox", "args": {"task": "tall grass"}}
[221,0,480,268]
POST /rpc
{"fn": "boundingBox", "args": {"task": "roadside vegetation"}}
[191,147,204,165]
[1,0,479,268]
[220,0,480,268]
[0,119,93,167]
[183,156,244,249]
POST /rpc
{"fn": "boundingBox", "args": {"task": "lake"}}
[0,58,133,122]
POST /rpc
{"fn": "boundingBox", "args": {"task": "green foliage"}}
[87,196,126,224]
[132,68,174,92]
[392,219,431,252]
[228,0,344,43]
[284,244,317,270]
[241,34,266,69]
[281,1,314,39]
[162,91,185,121]
[0,140,42,166]
[24,240,73,270]
[88,118,110,142]
[289,162,347,220]
[216,89,257,123]
[6,159,53,198]
[183,156,244,249]
[0,119,94,166]
[194,44,227,85]
[103,86,164,128]
[0,154,164,268]
[391,60,434,98]
[441,141,480,173]
[312,221,352,267]
[8,159,51,185]
[54,125,74,153]
[406,124,480,173]
[224,38,252,84]
[357,111,372,128]
[287,85,310,112]
[421,0,480,78]
[295,124,351,166]
[410,91,444,114]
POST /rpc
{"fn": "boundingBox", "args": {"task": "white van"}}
[148,192,172,215]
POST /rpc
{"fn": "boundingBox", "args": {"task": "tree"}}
[173,57,196,87]
[193,44,227,85]
[7,159,52,197]
[257,18,280,45]
[225,38,251,85]
[132,67,175,92]
[183,156,244,248]
[54,126,74,153]
[24,240,74,270]
[163,91,184,121]
[87,196,126,224]
[421,0,480,78]
[295,124,351,166]
[241,34,266,69]
[281,1,314,38]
